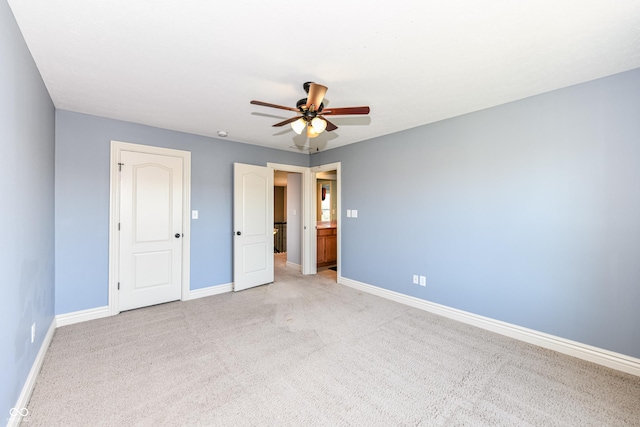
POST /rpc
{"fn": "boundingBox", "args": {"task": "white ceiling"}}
[8,1,640,153]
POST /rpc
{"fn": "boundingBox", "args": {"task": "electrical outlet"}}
[413,275,419,284]
[31,323,35,344]
[419,276,426,287]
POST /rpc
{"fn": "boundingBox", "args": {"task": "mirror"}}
[317,178,337,221]
[320,183,331,221]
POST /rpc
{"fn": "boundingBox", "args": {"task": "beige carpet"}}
[26,255,640,426]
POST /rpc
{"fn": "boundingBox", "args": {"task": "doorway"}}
[273,170,304,275]
[267,163,313,275]
[312,162,341,281]
[316,171,337,273]
[267,161,341,279]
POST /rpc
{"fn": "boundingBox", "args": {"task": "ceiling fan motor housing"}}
[297,98,324,114]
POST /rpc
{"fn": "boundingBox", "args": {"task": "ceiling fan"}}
[250,82,370,139]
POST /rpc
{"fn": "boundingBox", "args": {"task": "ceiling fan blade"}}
[305,84,328,111]
[272,116,301,127]
[251,100,298,112]
[321,106,370,115]
[323,118,338,132]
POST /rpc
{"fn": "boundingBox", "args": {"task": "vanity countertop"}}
[316,221,337,229]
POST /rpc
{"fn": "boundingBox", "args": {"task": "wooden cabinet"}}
[317,227,337,267]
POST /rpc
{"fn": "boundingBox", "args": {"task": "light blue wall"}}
[1,1,56,417]
[287,173,302,266]
[312,68,640,358]
[3,2,638,414]
[55,110,309,315]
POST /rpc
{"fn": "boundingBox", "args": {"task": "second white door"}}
[233,163,274,291]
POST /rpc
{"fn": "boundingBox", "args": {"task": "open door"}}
[233,163,274,291]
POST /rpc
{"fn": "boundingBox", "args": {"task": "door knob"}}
[236,231,241,236]
[175,233,181,238]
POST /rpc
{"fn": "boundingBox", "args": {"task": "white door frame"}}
[267,163,313,275]
[267,162,341,276]
[310,162,341,276]
[108,141,191,316]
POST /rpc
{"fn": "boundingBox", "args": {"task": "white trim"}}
[108,142,121,316]
[109,141,191,316]
[285,261,302,271]
[55,306,111,327]
[8,320,56,427]
[186,283,233,300]
[339,276,640,377]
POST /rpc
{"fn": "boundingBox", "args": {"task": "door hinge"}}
[117,282,120,290]
[118,223,120,231]
[118,162,124,172]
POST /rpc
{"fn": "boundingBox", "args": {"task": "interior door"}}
[233,163,274,291]
[119,150,183,311]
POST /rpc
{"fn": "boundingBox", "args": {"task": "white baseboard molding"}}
[55,305,110,328]
[339,277,640,377]
[285,261,301,272]
[56,283,235,326]
[8,319,56,427]
[187,283,233,300]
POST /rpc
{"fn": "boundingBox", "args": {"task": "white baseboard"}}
[55,306,110,328]
[339,277,640,377]
[186,283,233,300]
[56,283,235,326]
[8,319,56,427]
[285,261,301,272]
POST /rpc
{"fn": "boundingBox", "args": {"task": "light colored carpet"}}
[26,255,640,426]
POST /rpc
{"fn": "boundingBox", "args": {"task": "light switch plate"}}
[192,210,198,219]
[352,210,358,218]
[347,210,351,218]
[419,276,426,286]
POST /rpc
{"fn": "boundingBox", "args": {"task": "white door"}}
[119,150,183,311]
[233,163,274,291]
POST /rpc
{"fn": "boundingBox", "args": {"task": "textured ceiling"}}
[8,1,640,153]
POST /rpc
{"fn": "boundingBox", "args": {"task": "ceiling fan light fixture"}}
[306,124,319,139]
[291,118,306,135]
[311,117,327,133]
